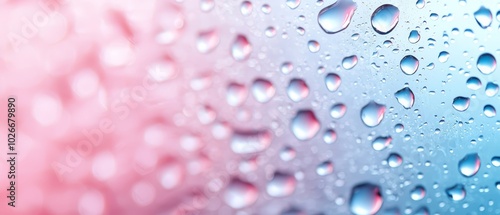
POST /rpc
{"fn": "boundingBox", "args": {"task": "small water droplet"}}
[287,79,309,102]
[408,30,420,43]
[372,136,392,151]
[280,146,296,161]
[445,184,466,201]
[230,130,272,154]
[410,185,426,201]
[400,55,419,75]
[438,51,450,63]
[224,178,259,209]
[474,6,492,29]
[291,110,321,141]
[458,153,480,177]
[200,0,215,12]
[281,62,294,74]
[325,73,342,92]
[317,0,357,34]
[349,183,383,215]
[342,55,358,70]
[483,105,496,117]
[308,40,321,53]
[492,156,500,167]
[197,29,219,53]
[477,53,496,75]
[387,153,403,167]
[416,0,425,9]
[452,96,470,112]
[361,101,386,127]
[371,4,400,34]
[316,161,334,176]
[227,82,247,106]
[240,1,253,16]
[323,129,337,144]
[266,172,297,197]
[394,87,415,109]
[330,103,347,119]
[251,78,275,103]
[286,0,301,9]
[485,82,499,96]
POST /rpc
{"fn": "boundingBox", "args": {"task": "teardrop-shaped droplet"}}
[400,55,419,75]
[231,35,252,61]
[287,79,309,102]
[458,153,481,177]
[452,96,470,112]
[474,6,492,29]
[266,172,297,197]
[317,0,357,34]
[477,53,496,75]
[371,4,400,34]
[316,161,334,176]
[361,101,386,127]
[251,78,275,103]
[410,185,426,201]
[325,73,342,92]
[230,130,272,154]
[387,153,403,167]
[224,178,258,209]
[197,29,219,53]
[291,110,320,141]
[438,51,450,63]
[330,103,347,119]
[372,136,392,151]
[349,183,383,215]
[408,30,420,43]
[394,87,415,109]
[483,105,496,117]
[342,55,358,70]
[445,184,466,201]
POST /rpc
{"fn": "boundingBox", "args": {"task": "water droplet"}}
[154,3,185,45]
[394,123,404,133]
[410,185,426,201]
[197,29,219,53]
[323,129,337,144]
[330,103,347,119]
[414,207,430,215]
[316,161,334,176]
[261,4,272,14]
[361,101,386,127]
[485,82,499,96]
[387,153,403,167]
[325,73,341,92]
[372,136,392,151]
[287,79,309,102]
[240,1,253,16]
[477,53,496,75]
[266,172,297,197]
[416,0,425,9]
[230,130,272,154]
[349,183,383,215]
[452,96,470,112]
[291,110,321,141]
[281,62,294,74]
[474,6,492,29]
[265,26,276,37]
[371,4,400,34]
[400,55,419,75]
[286,0,301,9]
[251,78,275,103]
[308,40,321,53]
[445,184,466,201]
[438,51,450,63]
[394,87,415,109]
[492,156,500,167]
[317,0,357,34]
[224,178,258,209]
[408,30,420,44]
[458,153,481,177]
[200,0,215,12]
[231,35,252,61]
[342,55,358,70]
[280,146,296,161]
[226,83,247,106]
[466,77,482,90]
[483,105,496,117]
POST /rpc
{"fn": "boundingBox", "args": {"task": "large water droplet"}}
[387,153,403,167]
[231,35,252,61]
[330,103,347,119]
[287,79,309,102]
[197,29,219,53]
[485,82,499,96]
[400,55,419,75]
[316,161,334,176]
[361,101,386,127]
[408,30,420,44]
[483,105,496,117]
[458,153,480,177]
[445,184,466,201]
[317,0,357,34]
[325,73,342,92]
[224,178,258,209]
[349,183,383,215]
[466,77,482,90]
[410,185,426,201]
[286,0,301,9]
[416,0,425,9]
[266,172,297,197]
[474,6,492,29]
[372,136,392,151]
[230,130,272,154]
[342,55,358,70]
[227,82,247,106]
[371,4,400,34]
[394,87,415,109]
[251,78,275,103]
[291,110,321,141]
[452,96,470,112]
[477,53,496,75]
